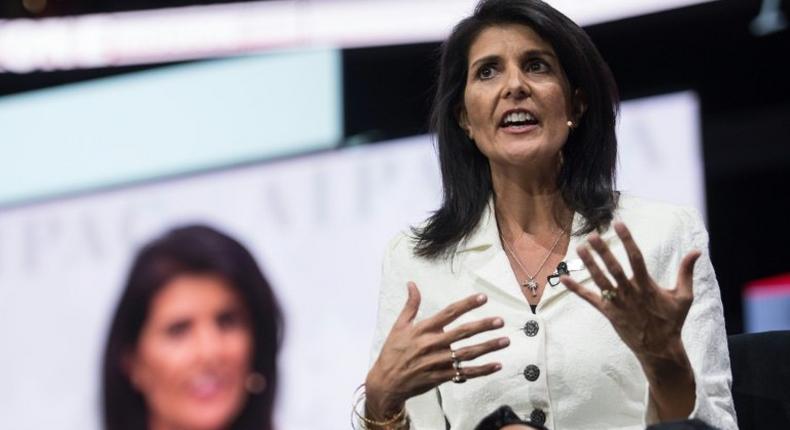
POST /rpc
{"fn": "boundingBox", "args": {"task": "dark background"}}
[2,0,789,334]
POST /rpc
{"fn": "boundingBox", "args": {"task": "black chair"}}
[646,419,719,429]
[728,330,790,430]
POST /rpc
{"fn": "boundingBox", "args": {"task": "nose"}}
[503,67,530,100]
[194,324,223,363]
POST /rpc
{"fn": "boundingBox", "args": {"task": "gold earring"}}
[245,372,267,394]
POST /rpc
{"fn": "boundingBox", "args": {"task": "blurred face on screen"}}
[127,274,253,430]
[461,24,578,174]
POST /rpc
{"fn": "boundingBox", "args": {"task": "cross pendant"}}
[523,279,539,296]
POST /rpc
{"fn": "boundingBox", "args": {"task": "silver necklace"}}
[501,228,566,297]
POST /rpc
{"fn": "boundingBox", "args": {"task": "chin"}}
[177,412,237,430]
[501,144,561,166]
[175,398,245,430]
[490,150,542,167]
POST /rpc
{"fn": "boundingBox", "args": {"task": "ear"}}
[122,350,145,391]
[457,107,473,139]
[571,88,588,123]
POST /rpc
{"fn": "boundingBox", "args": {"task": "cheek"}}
[134,340,192,397]
[218,331,254,424]
[226,330,254,373]
[463,88,492,128]
[542,85,573,121]
[128,341,196,427]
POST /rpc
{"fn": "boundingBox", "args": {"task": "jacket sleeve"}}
[367,233,448,429]
[645,208,739,429]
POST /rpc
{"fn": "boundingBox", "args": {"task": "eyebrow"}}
[469,49,557,70]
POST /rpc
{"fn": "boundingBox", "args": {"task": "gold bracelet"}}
[351,384,409,429]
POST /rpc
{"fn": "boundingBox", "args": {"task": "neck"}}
[490,162,572,240]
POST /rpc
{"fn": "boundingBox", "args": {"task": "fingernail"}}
[492,318,503,327]
[499,337,510,346]
[494,363,502,371]
[477,294,487,304]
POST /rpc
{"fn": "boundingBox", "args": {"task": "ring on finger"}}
[450,349,461,370]
[450,349,466,383]
[452,368,466,384]
[601,288,618,301]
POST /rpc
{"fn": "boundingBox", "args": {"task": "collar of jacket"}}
[452,199,619,309]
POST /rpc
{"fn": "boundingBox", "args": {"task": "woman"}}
[361,0,736,429]
[102,225,282,430]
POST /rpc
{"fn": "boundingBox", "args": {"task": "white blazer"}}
[370,195,738,430]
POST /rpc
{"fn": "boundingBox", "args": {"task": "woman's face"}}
[461,24,581,172]
[127,274,253,430]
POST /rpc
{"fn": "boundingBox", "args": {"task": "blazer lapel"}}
[540,214,620,308]
[456,202,527,306]
[470,249,528,306]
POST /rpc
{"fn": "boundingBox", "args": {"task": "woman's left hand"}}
[560,221,700,420]
[560,221,700,362]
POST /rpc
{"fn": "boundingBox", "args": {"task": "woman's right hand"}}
[365,281,510,420]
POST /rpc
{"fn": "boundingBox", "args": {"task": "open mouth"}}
[189,374,227,399]
[499,109,539,130]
